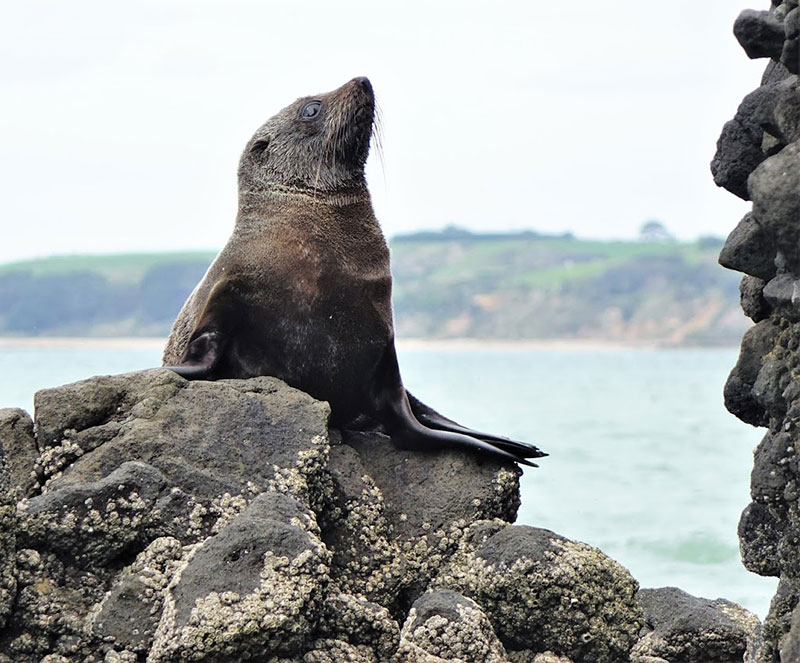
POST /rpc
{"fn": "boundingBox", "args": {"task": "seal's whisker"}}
[372,100,386,186]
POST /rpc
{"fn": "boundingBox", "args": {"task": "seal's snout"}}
[351,76,372,91]
[346,76,373,103]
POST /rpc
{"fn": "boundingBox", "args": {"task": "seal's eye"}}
[300,101,321,120]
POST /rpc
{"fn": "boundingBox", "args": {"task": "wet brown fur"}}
[162,77,545,465]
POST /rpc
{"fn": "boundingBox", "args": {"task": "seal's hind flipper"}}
[394,425,540,467]
[406,391,547,460]
[373,347,542,467]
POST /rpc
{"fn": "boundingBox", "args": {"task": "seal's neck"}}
[239,184,370,210]
[235,185,376,233]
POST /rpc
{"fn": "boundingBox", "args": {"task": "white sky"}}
[1,0,765,264]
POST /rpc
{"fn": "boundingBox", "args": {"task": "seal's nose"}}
[351,76,372,93]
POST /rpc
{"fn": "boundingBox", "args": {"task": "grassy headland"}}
[0,229,744,344]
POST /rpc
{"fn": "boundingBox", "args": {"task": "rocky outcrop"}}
[714,2,800,661]
[0,369,759,661]
[632,587,760,662]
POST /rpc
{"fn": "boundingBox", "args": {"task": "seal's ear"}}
[249,137,270,159]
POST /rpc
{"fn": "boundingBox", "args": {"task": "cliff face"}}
[0,370,759,662]
[715,2,800,661]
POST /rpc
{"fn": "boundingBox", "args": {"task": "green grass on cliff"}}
[0,251,216,284]
[0,230,738,343]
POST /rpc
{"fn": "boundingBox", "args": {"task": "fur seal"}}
[162,77,545,467]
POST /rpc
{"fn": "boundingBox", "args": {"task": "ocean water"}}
[0,340,776,618]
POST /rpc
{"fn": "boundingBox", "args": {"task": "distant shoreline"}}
[0,337,740,351]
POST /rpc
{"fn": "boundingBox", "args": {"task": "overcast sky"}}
[1,0,765,264]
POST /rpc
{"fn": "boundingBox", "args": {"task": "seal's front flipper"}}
[165,330,224,380]
[163,278,248,381]
[406,391,547,460]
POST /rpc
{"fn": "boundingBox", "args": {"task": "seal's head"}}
[239,77,375,200]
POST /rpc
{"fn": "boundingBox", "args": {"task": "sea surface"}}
[0,339,777,618]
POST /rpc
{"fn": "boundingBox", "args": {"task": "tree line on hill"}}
[0,230,743,344]
[0,261,209,336]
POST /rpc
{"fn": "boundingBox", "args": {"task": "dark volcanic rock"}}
[711,83,784,199]
[781,600,800,662]
[0,409,36,499]
[433,525,643,663]
[719,213,777,280]
[716,3,800,660]
[0,443,14,631]
[32,370,330,500]
[734,9,786,60]
[631,587,759,662]
[19,460,168,566]
[783,8,800,74]
[396,590,508,662]
[150,493,329,661]
[740,274,772,322]
[740,501,783,577]
[724,319,778,426]
[0,365,739,661]
[749,142,800,273]
[0,370,541,662]
[712,118,768,200]
[322,430,521,612]
[317,592,400,659]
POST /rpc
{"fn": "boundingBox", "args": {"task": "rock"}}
[773,77,800,143]
[0,408,37,498]
[396,590,508,662]
[507,653,573,663]
[322,430,521,610]
[0,439,15,630]
[715,4,800,662]
[762,273,800,315]
[32,371,330,500]
[749,142,800,272]
[739,501,782,577]
[508,654,573,663]
[300,639,377,663]
[711,119,767,200]
[0,365,764,660]
[751,357,791,422]
[719,213,777,280]
[734,9,786,60]
[724,319,778,426]
[0,370,543,661]
[751,431,796,508]
[631,587,759,663]
[762,58,794,87]
[740,275,771,322]
[780,600,800,662]
[711,77,800,200]
[148,492,330,662]
[90,537,184,652]
[782,7,800,74]
[18,460,167,567]
[316,592,400,659]
[760,577,799,663]
[433,525,643,663]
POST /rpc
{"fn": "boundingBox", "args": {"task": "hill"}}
[0,230,746,344]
